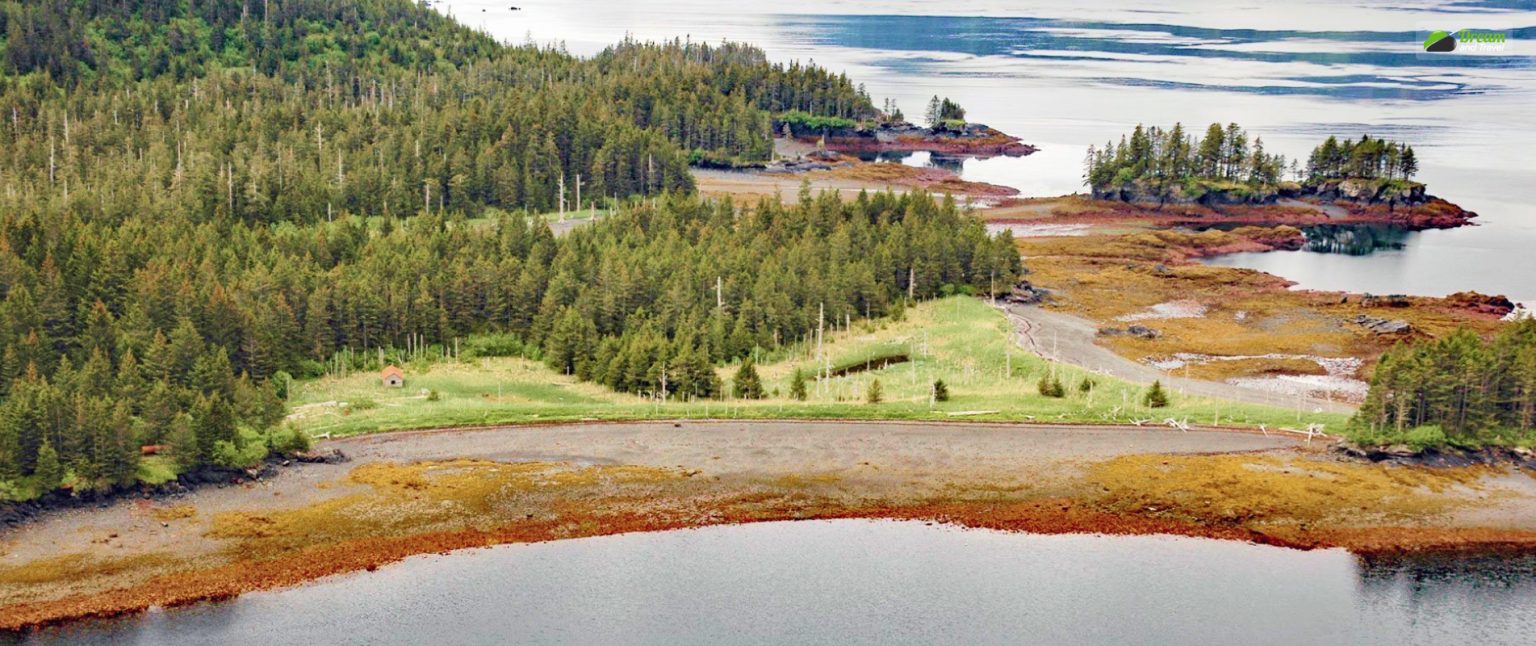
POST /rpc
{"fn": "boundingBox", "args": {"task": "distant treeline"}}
[1354,320,1536,447]
[0,2,877,224]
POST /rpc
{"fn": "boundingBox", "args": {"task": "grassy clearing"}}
[287,297,1347,438]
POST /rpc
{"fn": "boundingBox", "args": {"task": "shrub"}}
[1037,373,1066,398]
[1405,425,1448,451]
[427,390,441,402]
[269,427,313,455]
[211,440,245,469]
[866,379,884,404]
[933,379,950,402]
[212,429,273,469]
[1078,377,1097,393]
[464,333,527,358]
[297,360,327,379]
[348,398,379,411]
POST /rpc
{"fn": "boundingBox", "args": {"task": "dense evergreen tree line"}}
[595,39,876,162]
[541,191,1020,398]
[0,60,697,223]
[1084,123,1289,192]
[0,188,1017,494]
[1083,123,1419,195]
[1355,320,1536,444]
[0,1,875,226]
[2,0,501,84]
[1305,135,1417,183]
[0,0,913,496]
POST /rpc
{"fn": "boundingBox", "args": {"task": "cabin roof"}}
[381,365,404,379]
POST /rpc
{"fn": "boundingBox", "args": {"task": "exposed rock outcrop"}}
[1001,280,1049,305]
[1353,315,1412,335]
[295,448,351,464]
[1098,325,1161,339]
[1445,291,1517,317]
[1336,443,1536,469]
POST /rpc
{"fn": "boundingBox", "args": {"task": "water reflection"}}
[1302,224,1413,255]
[856,150,968,173]
[19,521,1536,646]
[1198,223,1417,256]
[1358,550,1536,596]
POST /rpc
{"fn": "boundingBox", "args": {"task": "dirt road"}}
[1001,303,1356,414]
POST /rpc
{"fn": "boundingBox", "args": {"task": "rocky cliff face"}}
[1093,178,1430,209]
[1092,183,1278,206]
[1308,179,1427,205]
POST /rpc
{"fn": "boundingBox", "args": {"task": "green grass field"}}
[287,297,1350,437]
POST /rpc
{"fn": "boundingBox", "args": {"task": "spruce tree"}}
[789,368,808,401]
[1144,380,1170,409]
[866,379,883,404]
[34,439,63,491]
[733,359,765,400]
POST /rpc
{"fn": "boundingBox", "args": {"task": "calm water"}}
[21,520,1536,645]
[441,0,1536,303]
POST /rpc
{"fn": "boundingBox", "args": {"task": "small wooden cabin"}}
[381,365,405,388]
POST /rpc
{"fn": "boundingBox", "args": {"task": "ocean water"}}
[442,0,1536,303]
[25,520,1536,645]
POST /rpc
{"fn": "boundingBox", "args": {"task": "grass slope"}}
[287,297,1348,437]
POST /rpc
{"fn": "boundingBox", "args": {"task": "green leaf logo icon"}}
[1424,30,1457,52]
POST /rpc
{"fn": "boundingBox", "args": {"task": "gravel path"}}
[1001,303,1357,415]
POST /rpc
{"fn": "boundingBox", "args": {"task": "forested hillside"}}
[0,0,970,498]
[0,2,875,224]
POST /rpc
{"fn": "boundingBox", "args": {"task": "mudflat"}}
[3,421,1535,631]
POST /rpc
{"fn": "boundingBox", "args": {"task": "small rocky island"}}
[774,95,1038,158]
[1083,124,1475,229]
[779,118,1038,158]
[698,97,1037,199]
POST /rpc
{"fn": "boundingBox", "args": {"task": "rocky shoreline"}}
[0,449,347,532]
[780,120,1038,158]
[1035,193,1478,231]
[1337,443,1536,469]
[1094,177,1429,206]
